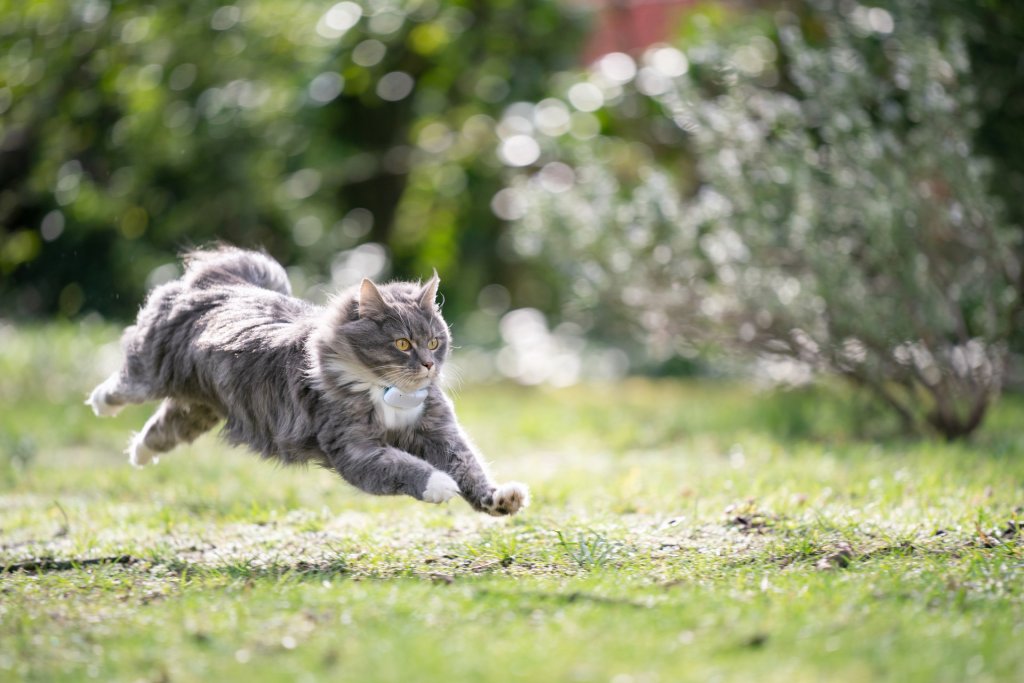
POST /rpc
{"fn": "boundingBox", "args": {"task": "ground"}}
[1,323,1022,682]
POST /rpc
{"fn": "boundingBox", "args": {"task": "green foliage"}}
[0,0,588,321]
[509,0,1021,438]
[950,0,1024,270]
[937,0,1024,360]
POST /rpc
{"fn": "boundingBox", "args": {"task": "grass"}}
[1,322,1023,682]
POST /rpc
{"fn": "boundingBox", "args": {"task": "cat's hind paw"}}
[422,471,460,504]
[482,482,530,516]
[127,432,158,467]
[87,383,123,417]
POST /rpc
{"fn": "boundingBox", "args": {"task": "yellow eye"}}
[395,338,411,351]
[427,338,439,350]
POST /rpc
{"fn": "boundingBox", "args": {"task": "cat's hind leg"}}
[129,399,221,466]
[87,371,153,417]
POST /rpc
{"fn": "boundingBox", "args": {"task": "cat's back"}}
[128,274,317,397]
[187,284,316,352]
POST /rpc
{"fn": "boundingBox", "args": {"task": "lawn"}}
[1,323,1022,682]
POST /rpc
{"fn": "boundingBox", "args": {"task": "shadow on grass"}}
[2,554,138,574]
[1,554,351,580]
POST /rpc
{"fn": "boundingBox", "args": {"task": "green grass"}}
[1,322,1023,682]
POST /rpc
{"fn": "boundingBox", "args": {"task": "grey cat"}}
[87,246,529,516]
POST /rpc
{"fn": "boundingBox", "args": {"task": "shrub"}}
[510,1,1020,439]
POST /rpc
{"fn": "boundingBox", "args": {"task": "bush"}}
[509,0,1020,439]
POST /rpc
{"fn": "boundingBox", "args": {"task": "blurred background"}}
[2,0,1023,440]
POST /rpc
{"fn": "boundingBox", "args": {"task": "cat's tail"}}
[181,245,292,295]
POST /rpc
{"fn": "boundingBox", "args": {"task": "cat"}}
[87,245,529,516]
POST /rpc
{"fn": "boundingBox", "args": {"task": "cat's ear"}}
[358,278,387,318]
[419,270,440,312]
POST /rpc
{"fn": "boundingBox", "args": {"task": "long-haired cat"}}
[87,246,529,516]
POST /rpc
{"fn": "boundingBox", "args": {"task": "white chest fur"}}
[319,358,428,431]
[369,386,425,430]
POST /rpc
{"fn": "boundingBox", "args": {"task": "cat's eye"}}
[395,338,411,351]
[427,338,439,350]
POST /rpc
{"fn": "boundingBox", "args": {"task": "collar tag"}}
[382,386,428,409]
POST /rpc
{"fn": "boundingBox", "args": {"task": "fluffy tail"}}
[181,245,292,295]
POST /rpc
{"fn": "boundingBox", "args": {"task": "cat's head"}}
[317,273,451,393]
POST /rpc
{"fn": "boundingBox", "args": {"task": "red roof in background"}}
[582,0,698,63]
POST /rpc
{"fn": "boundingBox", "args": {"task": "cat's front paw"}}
[422,471,460,504]
[481,482,530,516]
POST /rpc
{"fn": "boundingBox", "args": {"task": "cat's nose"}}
[422,360,434,370]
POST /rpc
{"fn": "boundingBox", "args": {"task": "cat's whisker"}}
[440,364,466,394]
[376,368,421,386]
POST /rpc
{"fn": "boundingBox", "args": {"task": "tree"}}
[0,0,588,321]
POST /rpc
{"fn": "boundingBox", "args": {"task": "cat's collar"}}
[382,385,428,409]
